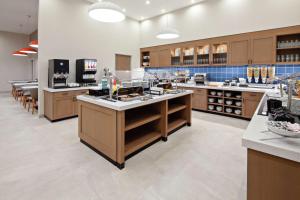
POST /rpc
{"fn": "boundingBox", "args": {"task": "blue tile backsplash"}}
[144,64,300,82]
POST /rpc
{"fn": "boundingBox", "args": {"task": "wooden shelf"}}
[208,102,223,106]
[277,46,300,50]
[276,62,300,65]
[125,113,161,131]
[168,104,187,115]
[224,104,242,108]
[125,130,161,156]
[208,95,223,98]
[224,96,242,100]
[168,118,187,133]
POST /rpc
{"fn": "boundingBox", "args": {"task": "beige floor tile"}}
[0,93,248,200]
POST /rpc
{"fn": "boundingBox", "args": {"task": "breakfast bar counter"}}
[242,90,300,200]
[77,91,193,169]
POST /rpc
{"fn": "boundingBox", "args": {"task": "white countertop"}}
[44,86,100,93]
[176,83,274,93]
[77,90,193,111]
[242,90,300,163]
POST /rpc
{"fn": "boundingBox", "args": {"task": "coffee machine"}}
[48,59,69,89]
[76,59,97,86]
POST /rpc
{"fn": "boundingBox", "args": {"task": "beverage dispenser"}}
[48,59,69,89]
[76,59,97,86]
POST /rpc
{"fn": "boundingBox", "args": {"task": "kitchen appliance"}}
[48,59,69,89]
[194,73,207,85]
[267,99,283,114]
[223,80,230,86]
[88,88,110,97]
[76,59,97,86]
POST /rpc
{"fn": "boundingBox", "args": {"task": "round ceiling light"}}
[29,40,38,48]
[12,51,28,57]
[19,47,38,54]
[88,1,125,23]
[156,27,180,39]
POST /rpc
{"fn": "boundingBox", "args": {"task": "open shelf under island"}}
[77,91,193,169]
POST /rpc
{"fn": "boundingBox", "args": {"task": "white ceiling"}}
[87,0,206,21]
[0,0,38,34]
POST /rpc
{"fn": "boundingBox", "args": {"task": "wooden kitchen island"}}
[77,91,193,169]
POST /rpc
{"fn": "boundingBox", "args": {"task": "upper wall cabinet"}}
[212,42,228,65]
[141,25,300,67]
[182,47,195,65]
[229,38,250,65]
[149,50,159,67]
[171,47,182,66]
[276,33,300,64]
[250,35,275,64]
[196,44,210,65]
[158,48,171,67]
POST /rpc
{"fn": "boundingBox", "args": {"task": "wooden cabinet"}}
[242,92,263,118]
[149,51,159,67]
[230,38,250,65]
[148,49,170,67]
[54,97,74,119]
[250,36,275,64]
[141,25,300,67]
[158,48,171,66]
[44,89,88,122]
[192,89,207,110]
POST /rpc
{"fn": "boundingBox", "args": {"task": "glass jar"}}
[296,39,300,47]
[277,41,281,48]
[281,54,286,62]
[290,40,295,47]
[291,54,295,62]
[277,55,281,62]
[286,54,290,62]
[295,54,300,62]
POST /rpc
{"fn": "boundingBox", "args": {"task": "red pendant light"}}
[29,40,38,48]
[12,51,28,57]
[19,47,37,54]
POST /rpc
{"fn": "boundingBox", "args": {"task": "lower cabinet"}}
[54,96,75,119]
[192,89,208,110]
[44,90,88,121]
[179,87,263,119]
[242,92,263,118]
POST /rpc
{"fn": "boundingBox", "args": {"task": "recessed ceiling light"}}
[140,16,145,20]
[191,0,195,3]
[145,0,150,5]
[122,8,126,12]
[161,9,166,13]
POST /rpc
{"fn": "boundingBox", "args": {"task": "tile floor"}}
[0,92,249,200]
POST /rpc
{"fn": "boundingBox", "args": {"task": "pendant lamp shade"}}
[13,51,28,57]
[19,47,37,54]
[88,1,125,23]
[156,27,180,39]
[29,40,38,48]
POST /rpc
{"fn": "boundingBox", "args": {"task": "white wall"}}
[38,0,140,115]
[0,31,32,92]
[140,0,300,47]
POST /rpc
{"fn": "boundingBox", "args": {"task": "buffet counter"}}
[77,90,193,169]
[242,90,300,200]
